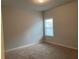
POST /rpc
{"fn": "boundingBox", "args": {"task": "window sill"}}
[45,36,54,39]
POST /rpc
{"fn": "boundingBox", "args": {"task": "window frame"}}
[44,18,54,38]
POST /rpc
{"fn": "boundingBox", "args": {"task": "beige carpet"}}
[5,43,77,59]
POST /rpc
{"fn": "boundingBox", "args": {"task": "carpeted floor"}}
[5,43,77,59]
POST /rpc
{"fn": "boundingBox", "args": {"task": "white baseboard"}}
[44,40,78,50]
[6,41,41,52]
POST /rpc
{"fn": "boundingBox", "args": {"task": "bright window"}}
[45,18,54,37]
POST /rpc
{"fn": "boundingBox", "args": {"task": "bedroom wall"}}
[2,6,43,51]
[44,1,77,49]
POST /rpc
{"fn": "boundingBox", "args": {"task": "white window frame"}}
[44,18,54,38]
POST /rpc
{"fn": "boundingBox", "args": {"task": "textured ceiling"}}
[2,0,76,11]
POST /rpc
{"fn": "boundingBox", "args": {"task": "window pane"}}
[45,19,53,27]
[45,18,54,37]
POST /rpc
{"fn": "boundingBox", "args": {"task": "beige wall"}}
[1,19,5,59]
[2,6,43,51]
[44,1,77,49]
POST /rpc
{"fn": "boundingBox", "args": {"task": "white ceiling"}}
[2,0,76,11]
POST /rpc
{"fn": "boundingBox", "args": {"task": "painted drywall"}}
[2,6,43,51]
[44,1,77,49]
[1,19,5,59]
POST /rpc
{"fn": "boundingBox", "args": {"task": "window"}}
[45,18,54,37]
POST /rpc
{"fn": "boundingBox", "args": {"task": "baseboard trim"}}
[6,41,41,52]
[44,40,78,50]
